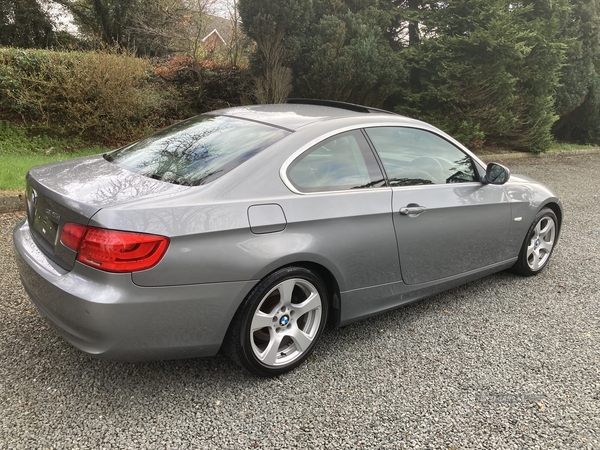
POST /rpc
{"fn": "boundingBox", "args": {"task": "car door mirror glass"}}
[485,163,510,185]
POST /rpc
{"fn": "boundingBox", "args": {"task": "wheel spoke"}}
[530,249,541,270]
[539,240,553,253]
[526,243,536,259]
[534,221,542,237]
[288,326,313,352]
[251,311,275,332]
[294,292,321,317]
[539,220,554,238]
[258,334,283,366]
[278,279,297,306]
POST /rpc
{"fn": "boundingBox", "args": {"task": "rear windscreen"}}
[105,115,290,186]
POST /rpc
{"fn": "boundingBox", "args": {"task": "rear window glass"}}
[105,115,290,186]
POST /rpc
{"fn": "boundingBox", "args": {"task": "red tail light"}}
[61,223,169,273]
[61,222,87,251]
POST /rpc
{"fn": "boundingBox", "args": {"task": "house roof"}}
[201,15,235,44]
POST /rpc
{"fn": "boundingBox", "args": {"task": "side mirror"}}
[484,162,510,185]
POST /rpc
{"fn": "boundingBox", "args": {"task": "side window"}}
[365,127,477,187]
[287,130,384,193]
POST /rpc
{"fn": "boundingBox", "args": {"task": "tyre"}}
[224,266,329,377]
[512,207,558,276]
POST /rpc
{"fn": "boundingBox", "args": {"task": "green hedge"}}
[0,48,162,142]
[0,48,253,144]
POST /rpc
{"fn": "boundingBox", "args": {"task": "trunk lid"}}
[25,154,188,270]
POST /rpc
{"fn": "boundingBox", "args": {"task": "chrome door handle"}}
[399,205,427,216]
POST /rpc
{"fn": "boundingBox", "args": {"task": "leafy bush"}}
[0,48,161,143]
[154,55,253,114]
[0,48,254,144]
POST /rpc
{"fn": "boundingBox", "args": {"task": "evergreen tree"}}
[239,0,404,107]
[0,0,55,48]
[511,0,569,151]
[390,0,568,151]
[552,0,600,144]
[52,0,150,52]
[294,0,404,106]
[52,0,214,57]
[238,0,312,102]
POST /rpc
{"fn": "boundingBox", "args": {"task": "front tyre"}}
[225,267,329,377]
[512,207,558,276]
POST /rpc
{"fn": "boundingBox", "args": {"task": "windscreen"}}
[105,115,290,186]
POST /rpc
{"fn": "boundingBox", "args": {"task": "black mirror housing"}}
[484,162,510,185]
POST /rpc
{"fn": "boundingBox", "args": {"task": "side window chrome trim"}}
[388,181,483,190]
[364,126,480,186]
[363,124,487,174]
[280,126,382,195]
[283,185,392,196]
[279,122,485,195]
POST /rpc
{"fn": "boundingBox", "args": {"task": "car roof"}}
[207,103,406,131]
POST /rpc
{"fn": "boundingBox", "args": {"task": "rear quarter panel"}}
[89,127,400,291]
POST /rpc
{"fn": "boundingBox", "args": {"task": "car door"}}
[365,127,512,285]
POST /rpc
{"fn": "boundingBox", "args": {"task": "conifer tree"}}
[553,0,600,144]
[0,0,55,48]
[391,0,568,151]
[239,0,404,106]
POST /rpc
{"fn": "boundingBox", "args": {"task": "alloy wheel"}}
[250,278,323,367]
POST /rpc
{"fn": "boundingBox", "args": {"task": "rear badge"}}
[45,208,61,222]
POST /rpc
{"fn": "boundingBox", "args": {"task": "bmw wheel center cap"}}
[279,315,290,326]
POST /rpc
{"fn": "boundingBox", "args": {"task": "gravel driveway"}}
[1,153,599,449]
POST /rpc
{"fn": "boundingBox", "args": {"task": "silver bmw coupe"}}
[13,100,562,376]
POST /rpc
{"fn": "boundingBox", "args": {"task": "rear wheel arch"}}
[222,264,334,376]
[248,258,344,326]
[287,261,341,328]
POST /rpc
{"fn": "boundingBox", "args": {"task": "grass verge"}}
[0,122,110,191]
[548,142,597,152]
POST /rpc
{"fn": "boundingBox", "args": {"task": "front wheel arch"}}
[511,207,558,276]
[541,201,562,239]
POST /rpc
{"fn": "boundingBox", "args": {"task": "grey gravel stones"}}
[1,154,599,449]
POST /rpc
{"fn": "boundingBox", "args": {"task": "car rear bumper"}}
[13,220,256,361]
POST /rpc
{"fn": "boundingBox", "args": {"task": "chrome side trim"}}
[279,122,487,195]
